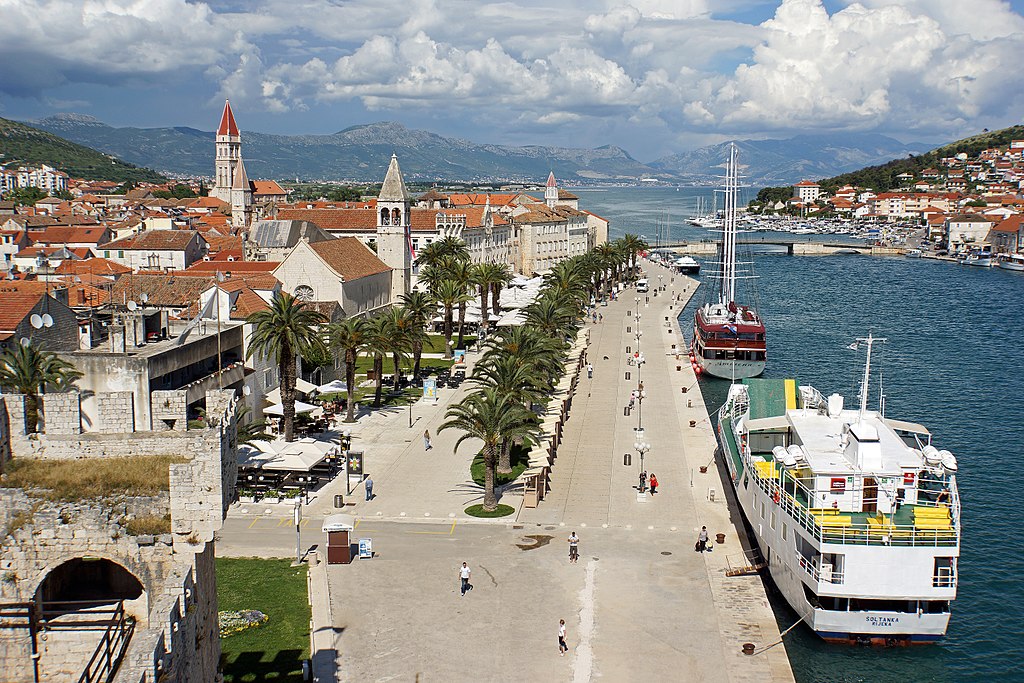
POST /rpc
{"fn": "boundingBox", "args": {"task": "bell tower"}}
[376,154,412,302]
[545,171,558,208]
[213,100,240,203]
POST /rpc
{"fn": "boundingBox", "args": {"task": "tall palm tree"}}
[472,262,508,332]
[245,292,327,442]
[435,236,470,262]
[432,279,471,359]
[415,241,448,270]
[489,263,513,318]
[382,307,414,392]
[620,233,649,278]
[327,317,367,423]
[400,291,434,381]
[445,258,475,348]
[440,388,539,511]
[362,314,393,408]
[0,342,82,433]
[470,355,546,472]
[524,295,578,342]
[482,326,563,391]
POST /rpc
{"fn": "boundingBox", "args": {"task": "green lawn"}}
[470,441,531,487]
[424,334,477,353]
[352,355,454,375]
[217,558,310,683]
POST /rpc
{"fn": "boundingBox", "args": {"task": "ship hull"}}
[694,354,765,379]
[715,403,954,645]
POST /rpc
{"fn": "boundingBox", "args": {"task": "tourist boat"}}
[997,253,1024,271]
[690,143,766,379]
[673,255,701,274]
[961,248,994,267]
[905,249,923,258]
[715,335,960,645]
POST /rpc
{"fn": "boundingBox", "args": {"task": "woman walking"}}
[558,619,568,656]
[424,429,432,451]
[649,473,658,495]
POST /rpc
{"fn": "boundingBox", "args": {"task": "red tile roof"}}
[307,237,390,281]
[0,292,47,339]
[54,257,131,277]
[104,230,204,251]
[30,226,110,246]
[218,100,239,136]
[185,260,280,274]
[252,180,286,196]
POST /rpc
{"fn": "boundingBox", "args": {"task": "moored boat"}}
[905,249,923,258]
[690,143,766,379]
[997,253,1024,271]
[961,248,994,267]
[715,335,960,645]
[673,255,701,274]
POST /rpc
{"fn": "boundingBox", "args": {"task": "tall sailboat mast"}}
[721,143,739,306]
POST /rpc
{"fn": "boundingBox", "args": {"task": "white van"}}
[636,279,649,293]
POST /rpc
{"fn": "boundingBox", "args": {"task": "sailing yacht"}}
[690,143,766,379]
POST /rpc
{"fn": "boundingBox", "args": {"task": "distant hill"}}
[28,115,654,183]
[27,114,940,186]
[0,116,165,184]
[816,124,1024,192]
[649,133,932,187]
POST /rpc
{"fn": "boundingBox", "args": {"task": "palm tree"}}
[432,279,471,358]
[489,263,513,318]
[362,314,393,408]
[327,317,367,423]
[235,404,272,445]
[440,388,539,511]
[415,241,449,270]
[435,236,470,263]
[445,259,474,348]
[0,342,82,433]
[400,291,433,381]
[470,355,546,472]
[593,243,618,296]
[620,233,649,278]
[382,307,414,392]
[246,291,327,442]
[482,326,563,391]
[472,262,508,332]
[524,295,578,342]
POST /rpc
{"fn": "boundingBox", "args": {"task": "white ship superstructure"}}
[715,337,960,644]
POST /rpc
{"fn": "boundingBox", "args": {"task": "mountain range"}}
[26,113,933,186]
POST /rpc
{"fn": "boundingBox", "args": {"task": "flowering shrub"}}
[219,610,268,638]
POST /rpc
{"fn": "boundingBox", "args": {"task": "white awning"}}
[263,400,321,416]
[744,415,792,431]
[317,379,350,394]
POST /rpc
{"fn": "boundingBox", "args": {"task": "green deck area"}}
[743,378,794,419]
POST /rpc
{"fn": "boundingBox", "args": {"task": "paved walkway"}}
[222,258,793,682]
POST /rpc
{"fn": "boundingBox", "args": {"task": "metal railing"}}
[78,600,135,683]
[796,552,845,584]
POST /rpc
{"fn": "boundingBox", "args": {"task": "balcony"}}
[184,362,245,404]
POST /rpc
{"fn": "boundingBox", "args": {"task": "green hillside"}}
[817,124,1024,193]
[0,117,165,184]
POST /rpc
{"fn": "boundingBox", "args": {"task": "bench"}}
[814,515,853,527]
[809,508,841,516]
[913,506,951,518]
[914,519,952,530]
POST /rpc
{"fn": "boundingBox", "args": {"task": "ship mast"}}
[856,332,887,423]
[721,143,739,306]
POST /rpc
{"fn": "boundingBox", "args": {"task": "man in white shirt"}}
[567,532,579,564]
[459,562,472,596]
[587,363,593,379]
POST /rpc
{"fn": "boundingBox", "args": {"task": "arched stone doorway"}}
[36,558,147,625]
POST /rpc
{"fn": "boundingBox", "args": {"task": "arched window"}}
[380,208,390,225]
[392,208,401,225]
[294,285,314,301]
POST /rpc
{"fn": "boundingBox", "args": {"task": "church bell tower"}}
[376,154,412,302]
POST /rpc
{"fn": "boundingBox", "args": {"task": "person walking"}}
[649,473,659,495]
[568,531,579,564]
[696,525,709,552]
[586,363,594,379]
[364,475,374,501]
[459,562,472,596]
[423,429,432,451]
[558,619,569,656]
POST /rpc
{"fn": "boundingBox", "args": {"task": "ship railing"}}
[742,451,959,548]
[796,552,845,585]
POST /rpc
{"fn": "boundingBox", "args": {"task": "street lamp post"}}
[634,428,650,493]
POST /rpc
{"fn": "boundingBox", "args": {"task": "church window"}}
[380,208,390,225]
[392,208,401,225]
[295,285,314,301]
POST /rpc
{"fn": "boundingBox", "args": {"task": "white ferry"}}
[715,336,960,645]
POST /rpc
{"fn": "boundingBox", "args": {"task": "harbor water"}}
[578,187,1024,682]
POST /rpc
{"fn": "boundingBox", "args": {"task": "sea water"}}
[577,187,1024,682]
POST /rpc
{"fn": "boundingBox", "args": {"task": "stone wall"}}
[0,389,239,683]
[98,392,135,433]
[41,392,80,435]
[151,390,188,431]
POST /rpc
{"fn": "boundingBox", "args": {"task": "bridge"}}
[658,238,904,257]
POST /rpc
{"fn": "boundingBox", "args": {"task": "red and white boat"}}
[690,143,766,380]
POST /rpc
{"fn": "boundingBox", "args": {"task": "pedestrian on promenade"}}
[639,470,647,493]
[459,562,472,596]
[365,475,374,501]
[598,313,603,322]
[424,429,432,451]
[649,473,659,495]
[587,363,594,379]
[568,532,579,563]
[558,619,569,656]
[696,525,709,552]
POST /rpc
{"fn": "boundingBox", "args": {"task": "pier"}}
[664,238,904,256]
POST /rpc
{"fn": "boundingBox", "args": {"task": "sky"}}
[1,0,1024,161]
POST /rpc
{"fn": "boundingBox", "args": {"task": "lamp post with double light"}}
[634,429,650,493]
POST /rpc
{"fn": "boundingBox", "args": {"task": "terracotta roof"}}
[252,180,286,196]
[277,208,375,231]
[446,193,520,207]
[206,234,242,254]
[307,237,390,281]
[187,196,230,210]
[0,292,47,338]
[513,204,586,224]
[0,281,53,295]
[794,180,820,187]
[185,260,280,274]
[218,100,239,137]
[230,288,269,319]
[31,226,110,246]
[111,273,214,308]
[992,216,1023,232]
[64,282,110,307]
[104,230,204,251]
[54,257,131,277]
[546,172,556,188]
[418,190,449,202]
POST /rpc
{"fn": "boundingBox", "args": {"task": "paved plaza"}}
[220,258,793,682]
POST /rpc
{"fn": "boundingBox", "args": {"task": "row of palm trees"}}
[438,233,648,511]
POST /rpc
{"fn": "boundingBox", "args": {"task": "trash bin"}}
[623,453,632,466]
[334,494,344,508]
